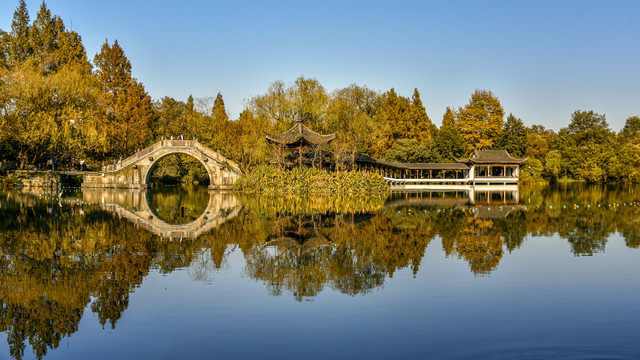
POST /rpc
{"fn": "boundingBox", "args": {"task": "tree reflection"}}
[2,184,640,358]
[0,192,157,358]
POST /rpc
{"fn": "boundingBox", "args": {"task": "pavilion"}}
[354,150,527,189]
[262,122,527,189]
[263,121,336,168]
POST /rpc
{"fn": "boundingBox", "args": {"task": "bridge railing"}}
[100,139,243,175]
[102,140,195,172]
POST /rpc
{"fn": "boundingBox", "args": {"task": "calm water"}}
[1,184,640,359]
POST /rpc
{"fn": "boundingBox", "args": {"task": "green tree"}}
[54,29,90,72]
[521,158,543,180]
[152,96,186,140]
[497,114,527,157]
[383,138,434,163]
[455,89,504,152]
[325,84,379,167]
[29,1,64,72]
[544,150,562,180]
[620,116,640,140]
[556,110,615,182]
[434,125,465,161]
[8,0,31,66]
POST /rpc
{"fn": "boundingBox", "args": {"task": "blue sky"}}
[1,0,639,130]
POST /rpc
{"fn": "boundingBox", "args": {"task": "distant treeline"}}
[1,1,639,183]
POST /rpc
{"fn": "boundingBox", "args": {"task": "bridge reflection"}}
[82,189,242,239]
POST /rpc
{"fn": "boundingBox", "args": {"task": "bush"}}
[234,165,388,194]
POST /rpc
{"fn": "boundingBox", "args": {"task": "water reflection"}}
[81,187,242,239]
[1,185,640,358]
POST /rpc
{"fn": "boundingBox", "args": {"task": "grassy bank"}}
[234,166,389,194]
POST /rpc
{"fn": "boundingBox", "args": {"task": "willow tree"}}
[249,76,328,133]
[326,84,379,168]
[455,89,504,152]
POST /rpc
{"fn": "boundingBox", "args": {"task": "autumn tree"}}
[455,89,504,152]
[442,106,455,127]
[408,88,435,143]
[93,40,153,158]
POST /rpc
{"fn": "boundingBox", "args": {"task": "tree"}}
[204,92,232,156]
[54,29,90,72]
[565,110,610,143]
[521,158,543,180]
[30,1,64,72]
[249,76,328,134]
[93,40,153,158]
[325,84,379,167]
[497,114,527,157]
[620,116,640,140]
[442,106,455,127]
[383,138,435,163]
[544,150,562,180]
[434,125,465,161]
[408,88,435,143]
[556,110,615,182]
[375,88,412,150]
[152,96,186,140]
[455,89,504,152]
[9,0,31,66]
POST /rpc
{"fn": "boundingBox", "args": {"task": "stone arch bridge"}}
[82,140,244,190]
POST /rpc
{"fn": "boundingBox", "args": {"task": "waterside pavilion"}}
[263,121,336,168]
[355,150,527,190]
[262,122,527,190]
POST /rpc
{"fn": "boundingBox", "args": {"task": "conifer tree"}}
[55,29,90,71]
[186,94,194,112]
[211,92,228,123]
[9,0,31,65]
[30,1,65,72]
[93,39,153,158]
[497,114,527,157]
[442,107,455,127]
[409,88,435,143]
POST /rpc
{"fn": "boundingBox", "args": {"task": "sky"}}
[1,0,639,131]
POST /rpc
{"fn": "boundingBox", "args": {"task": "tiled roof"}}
[354,153,469,170]
[457,150,527,164]
[263,121,336,145]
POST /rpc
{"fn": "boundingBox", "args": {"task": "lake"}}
[1,184,640,359]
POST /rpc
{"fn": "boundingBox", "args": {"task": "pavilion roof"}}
[354,153,469,170]
[456,150,527,165]
[263,121,337,146]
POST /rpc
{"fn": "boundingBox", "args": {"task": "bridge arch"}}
[82,140,244,190]
[142,148,221,187]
